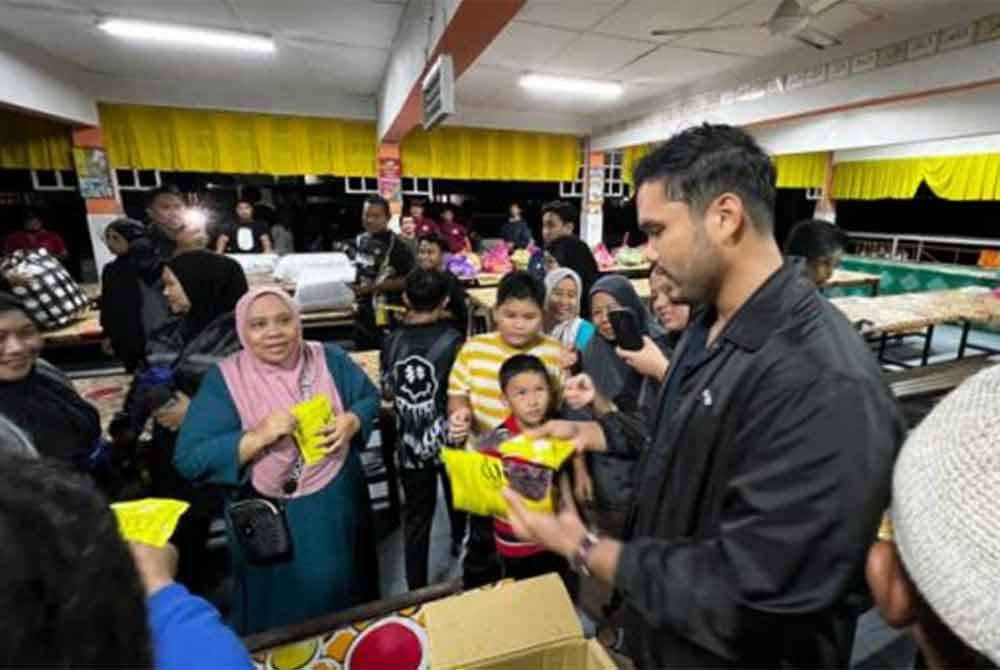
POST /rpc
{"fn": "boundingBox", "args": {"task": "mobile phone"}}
[609,308,644,351]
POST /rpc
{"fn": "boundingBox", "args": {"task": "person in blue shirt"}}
[0,452,251,670]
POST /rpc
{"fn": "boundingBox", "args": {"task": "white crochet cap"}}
[893,364,1000,663]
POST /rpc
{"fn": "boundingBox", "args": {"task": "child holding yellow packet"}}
[472,354,575,587]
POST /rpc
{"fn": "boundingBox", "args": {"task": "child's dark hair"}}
[418,232,448,252]
[364,194,390,216]
[405,268,449,312]
[497,270,545,310]
[499,354,552,393]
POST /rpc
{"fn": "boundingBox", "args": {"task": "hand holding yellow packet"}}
[111,498,190,547]
[291,394,335,466]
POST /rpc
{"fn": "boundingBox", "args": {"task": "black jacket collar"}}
[699,259,807,353]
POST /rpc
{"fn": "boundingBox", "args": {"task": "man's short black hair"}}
[499,354,552,393]
[242,185,262,202]
[497,270,545,311]
[0,454,152,667]
[365,195,390,216]
[146,184,183,207]
[783,219,849,261]
[633,123,777,231]
[21,208,43,224]
[541,200,577,227]
[418,233,447,252]
[405,268,449,312]
[235,198,253,209]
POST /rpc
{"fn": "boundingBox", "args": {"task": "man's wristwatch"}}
[570,531,600,576]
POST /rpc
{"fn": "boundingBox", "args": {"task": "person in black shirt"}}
[541,200,599,315]
[501,202,534,250]
[381,269,466,589]
[215,200,272,254]
[417,233,468,335]
[783,218,849,288]
[353,195,415,350]
[145,186,186,260]
[502,124,904,669]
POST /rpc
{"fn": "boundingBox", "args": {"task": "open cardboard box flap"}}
[425,573,616,669]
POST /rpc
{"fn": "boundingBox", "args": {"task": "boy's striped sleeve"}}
[448,343,471,397]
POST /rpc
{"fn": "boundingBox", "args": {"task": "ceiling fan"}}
[651,0,850,50]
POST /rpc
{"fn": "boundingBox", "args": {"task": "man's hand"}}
[129,541,178,597]
[503,475,587,559]
[153,392,190,432]
[563,373,596,410]
[616,335,669,381]
[525,419,607,453]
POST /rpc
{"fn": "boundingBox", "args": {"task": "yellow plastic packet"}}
[498,435,575,470]
[111,498,190,547]
[291,394,335,466]
[441,448,508,517]
[442,436,576,518]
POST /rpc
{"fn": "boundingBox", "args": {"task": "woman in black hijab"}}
[111,250,248,594]
[0,293,101,467]
[100,218,167,371]
[576,274,666,537]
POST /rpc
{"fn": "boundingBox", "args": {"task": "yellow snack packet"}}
[442,436,575,518]
[441,448,508,517]
[111,498,190,547]
[291,394,335,466]
[497,435,576,470]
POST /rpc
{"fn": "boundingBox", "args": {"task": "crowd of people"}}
[1,122,997,670]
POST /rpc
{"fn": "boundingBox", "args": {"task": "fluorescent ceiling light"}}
[518,73,623,98]
[98,18,275,53]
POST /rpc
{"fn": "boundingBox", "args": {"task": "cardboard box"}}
[424,573,617,670]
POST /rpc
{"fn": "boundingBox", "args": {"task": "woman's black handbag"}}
[226,496,294,565]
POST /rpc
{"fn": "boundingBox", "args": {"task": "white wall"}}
[751,83,1000,156]
[447,105,592,135]
[592,39,1000,154]
[834,132,1000,162]
[81,73,375,121]
[377,0,461,141]
[0,34,96,125]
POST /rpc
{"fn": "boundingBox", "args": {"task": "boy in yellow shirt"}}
[447,270,565,586]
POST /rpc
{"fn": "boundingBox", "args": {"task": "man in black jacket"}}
[504,124,904,669]
[541,200,599,315]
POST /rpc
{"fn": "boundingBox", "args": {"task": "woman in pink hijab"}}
[175,287,379,635]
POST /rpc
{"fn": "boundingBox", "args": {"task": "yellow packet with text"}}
[441,448,508,517]
[111,498,190,547]
[291,394,335,466]
[498,435,575,470]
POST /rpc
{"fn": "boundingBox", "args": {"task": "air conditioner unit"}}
[422,53,455,131]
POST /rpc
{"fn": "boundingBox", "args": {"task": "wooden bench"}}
[886,355,996,399]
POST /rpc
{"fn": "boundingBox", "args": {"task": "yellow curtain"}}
[773,152,828,189]
[832,153,1000,200]
[401,126,578,181]
[99,103,376,176]
[622,144,651,189]
[0,109,72,170]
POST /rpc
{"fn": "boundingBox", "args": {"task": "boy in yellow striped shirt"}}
[447,270,565,587]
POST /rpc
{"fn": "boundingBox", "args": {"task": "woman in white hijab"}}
[544,268,595,353]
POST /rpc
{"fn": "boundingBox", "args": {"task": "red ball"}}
[348,620,423,670]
